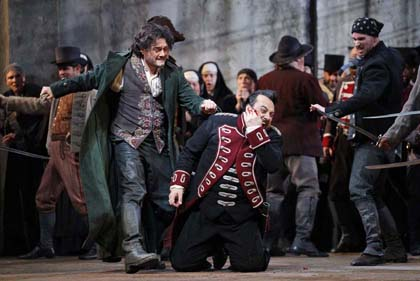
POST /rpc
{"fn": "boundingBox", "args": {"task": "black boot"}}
[122,203,160,274]
[331,201,365,253]
[290,196,328,257]
[99,246,122,263]
[351,254,385,266]
[263,192,286,256]
[407,192,420,256]
[78,216,97,260]
[351,200,383,266]
[79,242,97,260]
[377,206,407,263]
[406,163,420,256]
[18,212,55,259]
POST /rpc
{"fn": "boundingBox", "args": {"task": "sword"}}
[0,146,50,160]
[363,110,420,119]
[366,158,420,169]
[316,109,379,142]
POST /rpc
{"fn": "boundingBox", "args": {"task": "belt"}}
[51,134,67,141]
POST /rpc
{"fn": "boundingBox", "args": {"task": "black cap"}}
[351,17,384,37]
[237,68,258,85]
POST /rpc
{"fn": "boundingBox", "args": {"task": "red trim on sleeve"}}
[170,170,191,189]
[246,126,270,149]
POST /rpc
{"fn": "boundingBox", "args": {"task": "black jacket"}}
[172,113,283,209]
[326,41,404,142]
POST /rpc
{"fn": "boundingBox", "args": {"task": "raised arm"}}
[0,94,50,115]
[50,64,105,99]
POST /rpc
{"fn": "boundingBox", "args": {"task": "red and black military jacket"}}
[171,112,283,210]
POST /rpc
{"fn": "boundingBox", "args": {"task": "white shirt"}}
[142,59,162,97]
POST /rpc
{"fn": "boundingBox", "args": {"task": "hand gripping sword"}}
[363,111,420,169]
[315,109,379,143]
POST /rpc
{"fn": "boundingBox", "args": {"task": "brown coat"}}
[259,66,328,157]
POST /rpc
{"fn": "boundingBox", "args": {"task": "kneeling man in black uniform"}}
[168,90,283,272]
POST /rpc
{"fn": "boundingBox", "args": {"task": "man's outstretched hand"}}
[310,104,325,113]
[200,99,217,115]
[377,136,393,151]
[40,86,54,101]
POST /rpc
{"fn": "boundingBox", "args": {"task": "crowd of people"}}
[0,15,419,274]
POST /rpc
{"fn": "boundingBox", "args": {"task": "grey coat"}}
[0,90,96,153]
[383,66,420,146]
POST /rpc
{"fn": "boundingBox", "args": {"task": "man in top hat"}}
[259,35,329,257]
[319,54,345,102]
[311,17,407,266]
[0,46,97,260]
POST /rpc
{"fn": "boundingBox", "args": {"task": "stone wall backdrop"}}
[316,0,420,77]
[1,0,419,92]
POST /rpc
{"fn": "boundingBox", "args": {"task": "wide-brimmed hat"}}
[269,35,313,64]
[51,46,84,65]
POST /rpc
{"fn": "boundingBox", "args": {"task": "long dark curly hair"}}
[131,23,174,57]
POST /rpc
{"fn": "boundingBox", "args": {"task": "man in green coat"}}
[41,23,217,273]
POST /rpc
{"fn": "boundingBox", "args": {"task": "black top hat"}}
[324,54,345,73]
[147,15,185,42]
[270,35,313,65]
[51,46,84,65]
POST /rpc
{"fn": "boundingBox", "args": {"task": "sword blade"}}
[0,146,50,160]
[363,110,420,119]
[317,110,379,142]
[366,158,420,169]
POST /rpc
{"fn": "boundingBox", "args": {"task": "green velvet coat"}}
[50,51,205,252]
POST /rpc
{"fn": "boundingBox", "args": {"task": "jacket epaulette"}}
[270,125,282,136]
[214,112,238,118]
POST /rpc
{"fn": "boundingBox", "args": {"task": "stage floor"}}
[1,253,420,281]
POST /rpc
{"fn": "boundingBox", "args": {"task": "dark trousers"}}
[113,135,174,252]
[406,152,420,249]
[329,133,354,201]
[349,143,395,256]
[171,209,268,272]
[328,133,364,245]
[2,153,43,255]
